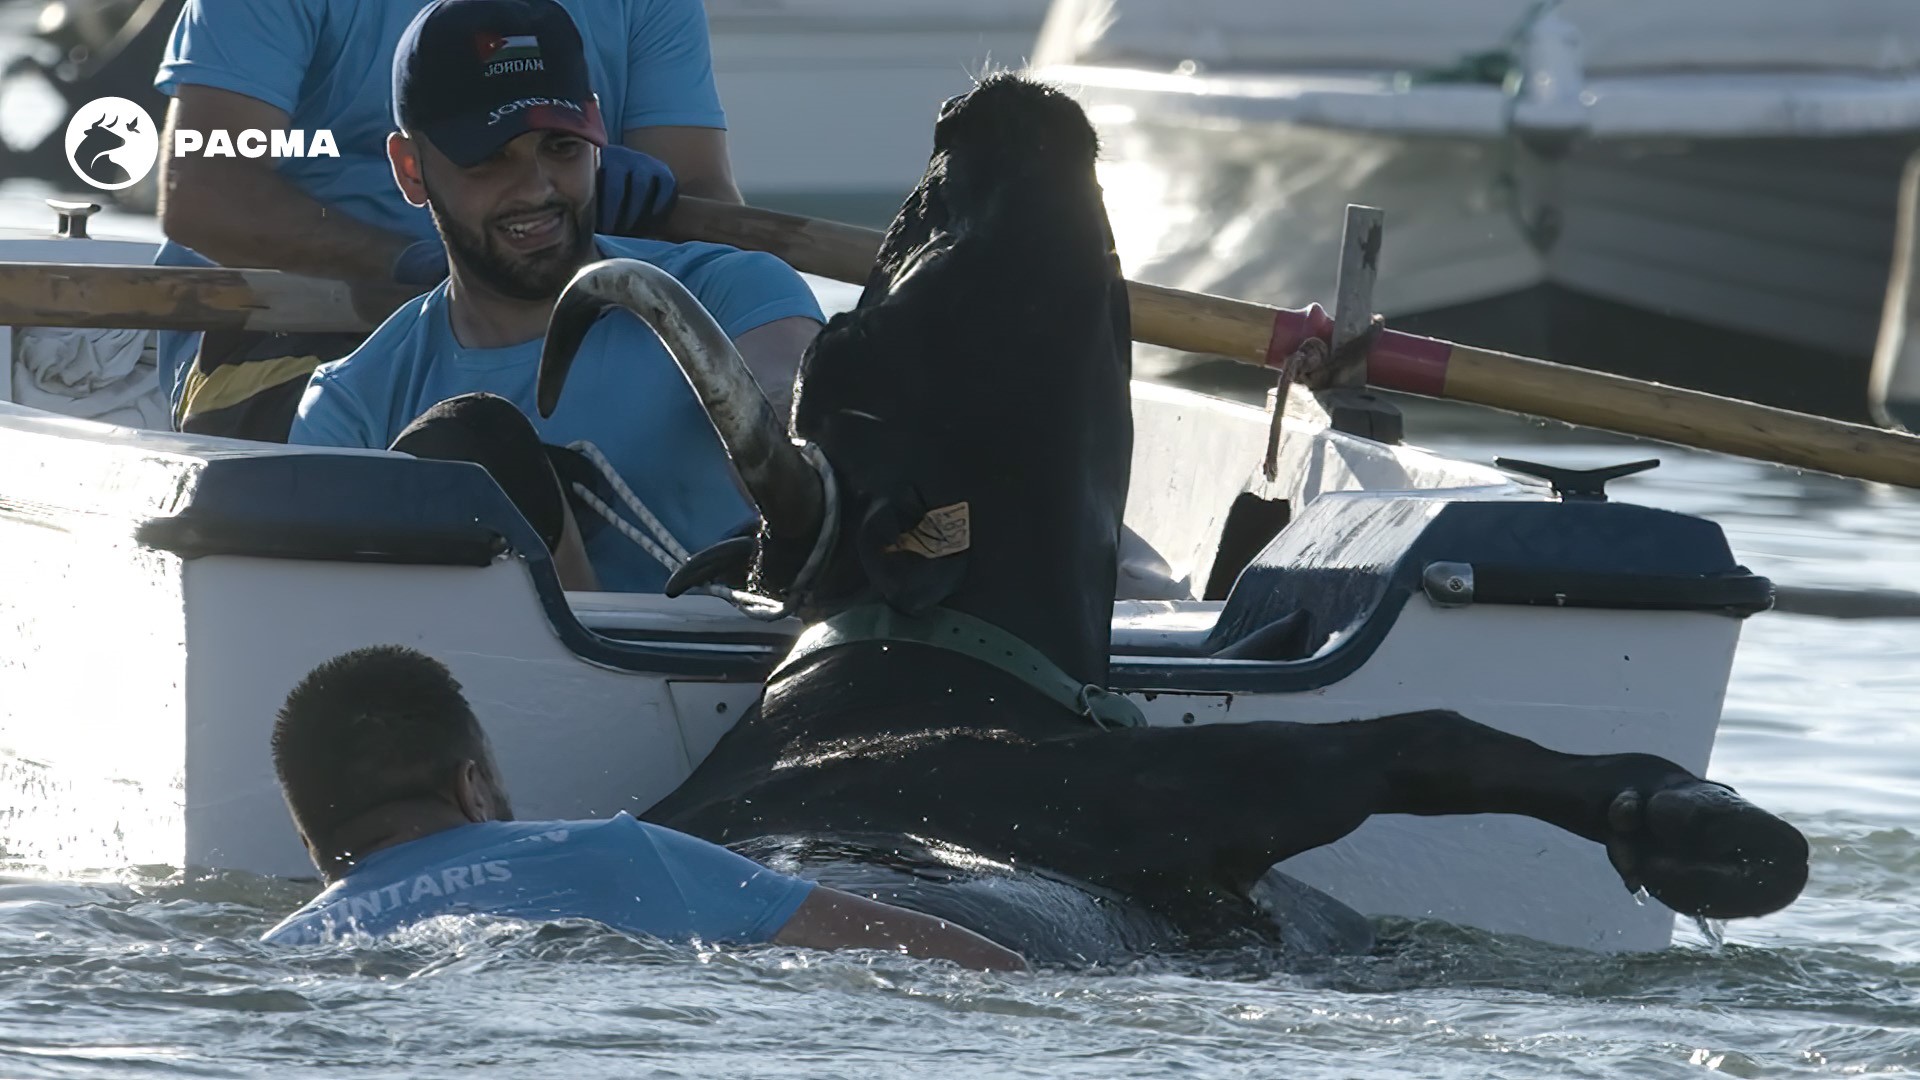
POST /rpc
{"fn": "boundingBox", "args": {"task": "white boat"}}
[708,0,1053,220]
[1872,150,1920,430]
[1028,0,1920,421]
[0,203,1776,954]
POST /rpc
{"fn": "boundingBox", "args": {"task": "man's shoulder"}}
[310,290,443,387]
[413,816,646,861]
[487,815,641,848]
[594,235,777,276]
[400,816,630,849]
[590,236,821,327]
[478,812,697,861]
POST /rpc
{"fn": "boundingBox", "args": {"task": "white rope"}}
[564,439,689,574]
[568,440,690,563]
[569,481,683,572]
[556,437,839,624]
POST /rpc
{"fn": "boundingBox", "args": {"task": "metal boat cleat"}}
[1496,457,1660,501]
[47,199,102,240]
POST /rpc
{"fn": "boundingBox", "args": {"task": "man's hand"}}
[772,886,1027,972]
[597,145,678,236]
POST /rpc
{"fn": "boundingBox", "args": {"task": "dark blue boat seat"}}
[1105,488,1774,664]
[1183,490,1773,666]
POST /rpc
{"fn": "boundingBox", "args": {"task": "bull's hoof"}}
[1604,780,1809,920]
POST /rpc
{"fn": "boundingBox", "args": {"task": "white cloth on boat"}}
[10,327,172,430]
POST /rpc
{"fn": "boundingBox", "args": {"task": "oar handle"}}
[661,197,1920,490]
[4,197,1918,490]
[662,197,1448,386]
[1124,281,1451,394]
[660,197,881,286]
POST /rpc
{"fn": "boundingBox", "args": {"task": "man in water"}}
[263,644,1026,973]
[153,0,741,439]
[287,0,820,593]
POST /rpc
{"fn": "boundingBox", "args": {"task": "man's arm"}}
[618,0,740,205]
[733,315,818,420]
[159,86,415,280]
[624,127,742,204]
[286,368,379,449]
[772,886,1027,972]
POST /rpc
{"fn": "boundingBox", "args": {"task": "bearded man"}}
[288,0,820,593]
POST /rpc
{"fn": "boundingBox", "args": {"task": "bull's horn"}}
[537,258,822,540]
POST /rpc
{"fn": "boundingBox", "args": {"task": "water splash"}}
[1694,915,1727,949]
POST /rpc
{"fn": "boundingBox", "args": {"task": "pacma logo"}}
[64,96,336,190]
[475,31,545,75]
[171,128,341,159]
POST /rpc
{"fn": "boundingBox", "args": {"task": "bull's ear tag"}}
[883,501,970,558]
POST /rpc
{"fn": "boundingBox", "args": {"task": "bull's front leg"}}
[1043,710,1808,921]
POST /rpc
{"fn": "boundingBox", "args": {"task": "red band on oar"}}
[1263,304,1333,369]
[1265,305,1450,397]
[1368,330,1451,397]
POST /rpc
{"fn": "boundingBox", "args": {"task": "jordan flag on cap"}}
[476,32,542,66]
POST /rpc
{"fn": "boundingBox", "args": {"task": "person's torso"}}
[331,236,794,590]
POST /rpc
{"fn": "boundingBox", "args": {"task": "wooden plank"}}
[0,263,421,334]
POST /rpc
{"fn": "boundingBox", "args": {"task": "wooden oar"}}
[5,197,1920,488]
[0,262,419,334]
[661,197,1920,491]
[1772,585,1920,620]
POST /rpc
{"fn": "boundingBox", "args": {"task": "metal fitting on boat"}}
[1423,561,1475,607]
[47,199,101,240]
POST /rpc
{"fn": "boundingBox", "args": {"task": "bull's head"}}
[542,73,1132,683]
[76,116,127,164]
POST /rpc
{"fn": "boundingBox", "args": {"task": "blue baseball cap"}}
[392,0,608,168]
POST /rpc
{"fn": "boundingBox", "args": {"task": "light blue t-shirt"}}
[286,234,823,593]
[151,0,728,404]
[262,813,816,946]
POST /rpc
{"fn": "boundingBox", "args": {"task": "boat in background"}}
[1872,151,1920,430]
[1030,0,1920,421]
[693,0,1052,224]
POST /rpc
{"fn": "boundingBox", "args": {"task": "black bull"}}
[539,74,1809,964]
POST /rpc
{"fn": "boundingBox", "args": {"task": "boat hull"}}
[0,386,1762,954]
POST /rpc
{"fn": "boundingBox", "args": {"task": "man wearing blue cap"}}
[285,0,823,596]
[153,0,738,440]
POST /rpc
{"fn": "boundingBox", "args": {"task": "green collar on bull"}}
[769,603,1148,730]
